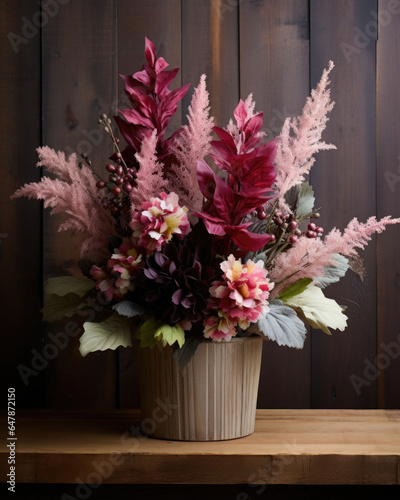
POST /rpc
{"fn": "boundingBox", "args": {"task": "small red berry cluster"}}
[255,205,324,248]
[91,114,137,217]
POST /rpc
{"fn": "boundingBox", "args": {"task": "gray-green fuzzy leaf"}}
[112,301,145,318]
[315,254,349,288]
[254,300,307,349]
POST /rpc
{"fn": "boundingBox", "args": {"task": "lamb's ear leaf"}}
[251,300,307,349]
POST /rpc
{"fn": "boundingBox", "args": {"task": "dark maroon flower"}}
[140,226,221,327]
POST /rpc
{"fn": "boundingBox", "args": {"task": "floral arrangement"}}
[13,38,400,367]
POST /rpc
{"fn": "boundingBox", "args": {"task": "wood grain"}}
[0,0,44,407]
[41,0,118,409]
[1,409,399,484]
[181,0,240,127]
[376,0,400,408]
[310,0,378,408]
[239,0,311,409]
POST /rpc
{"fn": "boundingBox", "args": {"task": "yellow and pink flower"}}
[204,255,273,340]
[130,192,190,253]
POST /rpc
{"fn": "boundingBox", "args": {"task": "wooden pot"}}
[138,335,263,441]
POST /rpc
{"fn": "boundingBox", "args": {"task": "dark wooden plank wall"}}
[2,0,400,411]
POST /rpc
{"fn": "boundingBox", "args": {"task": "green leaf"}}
[278,278,312,301]
[283,284,348,335]
[112,301,145,318]
[44,276,95,297]
[41,293,84,322]
[79,313,132,357]
[139,318,185,349]
[252,299,307,349]
[284,184,301,210]
[154,324,185,348]
[296,182,315,218]
[139,318,164,348]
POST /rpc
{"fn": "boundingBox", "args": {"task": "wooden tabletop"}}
[1,409,399,485]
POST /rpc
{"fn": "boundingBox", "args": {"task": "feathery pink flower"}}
[130,130,169,209]
[11,147,116,260]
[170,74,214,214]
[273,61,336,210]
[270,215,400,297]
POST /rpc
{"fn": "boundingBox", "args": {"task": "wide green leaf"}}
[79,313,132,357]
[155,323,185,349]
[253,299,307,349]
[41,293,83,322]
[283,284,348,335]
[139,318,163,348]
[139,318,185,349]
[44,276,95,297]
[277,278,312,301]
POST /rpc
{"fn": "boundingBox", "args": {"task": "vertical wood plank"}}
[376,0,400,408]
[117,0,182,408]
[181,0,240,128]
[240,0,311,408]
[0,1,44,407]
[42,0,118,409]
[310,0,378,408]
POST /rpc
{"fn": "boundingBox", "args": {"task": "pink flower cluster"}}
[204,255,274,341]
[130,192,190,253]
[90,242,142,301]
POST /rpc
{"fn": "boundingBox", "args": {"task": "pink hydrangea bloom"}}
[209,255,274,332]
[90,265,124,302]
[130,192,190,252]
[203,311,237,341]
[90,242,142,301]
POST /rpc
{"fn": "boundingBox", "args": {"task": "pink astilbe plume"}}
[170,74,214,213]
[273,61,336,209]
[130,130,169,209]
[270,215,400,297]
[12,147,116,260]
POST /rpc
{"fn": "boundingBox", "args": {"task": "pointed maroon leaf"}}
[233,99,247,130]
[213,127,237,150]
[155,68,179,97]
[197,160,216,200]
[145,37,156,66]
[132,68,153,86]
[225,226,270,252]
[119,108,155,129]
[155,56,169,74]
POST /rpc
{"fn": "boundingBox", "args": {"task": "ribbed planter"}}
[138,335,263,441]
